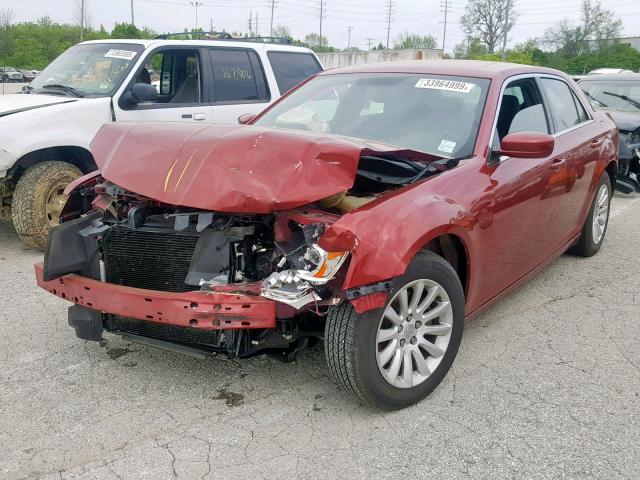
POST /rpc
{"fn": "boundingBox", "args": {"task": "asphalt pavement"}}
[1,193,639,479]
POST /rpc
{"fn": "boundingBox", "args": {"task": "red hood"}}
[91,122,375,213]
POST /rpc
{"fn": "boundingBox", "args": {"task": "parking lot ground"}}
[1,194,639,480]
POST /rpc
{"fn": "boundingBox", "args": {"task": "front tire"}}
[11,161,82,250]
[324,251,465,410]
[570,173,611,257]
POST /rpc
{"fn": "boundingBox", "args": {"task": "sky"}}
[3,0,640,53]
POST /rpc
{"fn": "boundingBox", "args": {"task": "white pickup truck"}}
[0,38,322,248]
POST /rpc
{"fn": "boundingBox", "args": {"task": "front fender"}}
[320,188,473,290]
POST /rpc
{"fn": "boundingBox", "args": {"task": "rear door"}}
[207,48,271,123]
[538,77,603,240]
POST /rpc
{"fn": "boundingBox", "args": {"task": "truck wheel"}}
[12,161,82,250]
[570,173,611,257]
[324,250,465,410]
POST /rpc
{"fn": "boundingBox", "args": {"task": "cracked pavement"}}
[1,193,639,480]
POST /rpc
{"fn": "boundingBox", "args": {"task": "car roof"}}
[579,73,640,82]
[79,38,316,54]
[319,60,567,81]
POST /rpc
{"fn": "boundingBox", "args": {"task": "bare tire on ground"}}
[324,250,465,410]
[11,161,82,250]
[570,172,612,257]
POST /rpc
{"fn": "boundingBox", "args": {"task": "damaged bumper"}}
[35,263,276,332]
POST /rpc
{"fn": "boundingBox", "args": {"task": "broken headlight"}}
[297,245,349,284]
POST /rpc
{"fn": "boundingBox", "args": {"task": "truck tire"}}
[324,250,465,410]
[12,161,82,250]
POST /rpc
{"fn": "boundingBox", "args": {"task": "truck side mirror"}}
[124,82,158,105]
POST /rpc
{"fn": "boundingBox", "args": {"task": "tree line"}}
[2,0,639,74]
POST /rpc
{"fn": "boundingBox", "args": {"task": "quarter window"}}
[540,78,583,132]
[267,51,322,94]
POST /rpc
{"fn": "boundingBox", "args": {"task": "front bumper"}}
[35,263,276,331]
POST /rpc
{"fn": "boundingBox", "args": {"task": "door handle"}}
[193,113,207,121]
[590,139,603,148]
[550,158,566,171]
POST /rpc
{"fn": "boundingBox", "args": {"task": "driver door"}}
[114,48,213,123]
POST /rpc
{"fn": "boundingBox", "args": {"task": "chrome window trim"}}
[488,73,595,162]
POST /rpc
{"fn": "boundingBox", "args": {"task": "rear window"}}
[267,51,322,94]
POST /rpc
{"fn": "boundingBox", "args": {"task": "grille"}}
[106,316,221,346]
[103,226,200,292]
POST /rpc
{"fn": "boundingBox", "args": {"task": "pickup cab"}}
[0,38,322,248]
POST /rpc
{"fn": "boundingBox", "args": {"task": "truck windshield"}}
[254,73,491,158]
[30,43,144,97]
[579,79,640,112]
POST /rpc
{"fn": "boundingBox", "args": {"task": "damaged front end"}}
[39,178,354,360]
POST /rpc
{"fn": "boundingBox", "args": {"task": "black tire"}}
[11,161,82,250]
[570,173,612,257]
[324,250,465,410]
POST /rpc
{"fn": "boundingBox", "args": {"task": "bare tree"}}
[460,0,517,54]
[1,9,14,65]
[74,0,92,39]
[544,0,622,55]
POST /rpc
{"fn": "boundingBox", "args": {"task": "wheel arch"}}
[7,146,97,185]
[420,233,470,299]
[605,159,617,190]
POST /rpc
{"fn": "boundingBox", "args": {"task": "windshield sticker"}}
[104,49,138,61]
[415,78,475,94]
[438,139,457,154]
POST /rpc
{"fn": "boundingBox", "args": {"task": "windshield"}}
[30,43,144,97]
[579,80,640,112]
[254,73,491,158]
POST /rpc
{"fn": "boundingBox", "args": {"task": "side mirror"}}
[497,132,555,159]
[238,113,256,125]
[124,82,158,105]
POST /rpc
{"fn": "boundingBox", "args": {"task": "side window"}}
[495,79,549,143]
[540,78,582,132]
[131,49,202,106]
[267,51,322,94]
[210,49,268,103]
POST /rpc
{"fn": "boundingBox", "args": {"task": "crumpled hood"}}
[92,122,382,213]
[600,108,640,132]
[0,93,77,117]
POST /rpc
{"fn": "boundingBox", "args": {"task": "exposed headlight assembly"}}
[261,245,349,309]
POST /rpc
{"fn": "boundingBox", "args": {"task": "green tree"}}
[393,32,438,50]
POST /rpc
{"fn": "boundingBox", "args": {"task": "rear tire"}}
[324,250,465,410]
[11,161,82,250]
[570,173,611,257]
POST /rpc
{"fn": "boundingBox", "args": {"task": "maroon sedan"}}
[38,61,617,410]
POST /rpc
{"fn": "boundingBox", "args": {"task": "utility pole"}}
[365,37,374,51]
[441,0,449,53]
[269,0,277,37]
[501,0,510,61]
[248,11,253,36]
[80,0,85,41]
[385,0,394,49]
[255,12,259,36]
[210,18,213,32]
[318,0,324,49]
[130,0,135,26]
[347,26,353,49]
[190,1,203,31]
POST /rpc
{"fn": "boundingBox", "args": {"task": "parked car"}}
[587,68,634,76]
[578,73,640,193]
[0,66,23,82]
[0,38,322,249]
[18,69,38,82]
[37,61,617,410]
